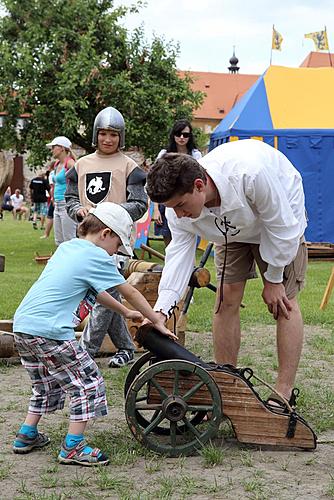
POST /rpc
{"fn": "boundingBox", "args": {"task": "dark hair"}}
[166,119,197,154]
[77,214,110,237]
[146,153,206,203]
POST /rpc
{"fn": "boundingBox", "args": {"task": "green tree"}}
[0,0,203,166]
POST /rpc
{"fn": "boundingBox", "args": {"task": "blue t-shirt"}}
[52,168,67,201]
[14,239,125,340]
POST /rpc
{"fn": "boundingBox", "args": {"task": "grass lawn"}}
[1,215,334,329]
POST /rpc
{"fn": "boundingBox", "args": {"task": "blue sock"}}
[19,424,38,438]
[65,433,84,448]
[14,423,38,448]
[62,433,101,458]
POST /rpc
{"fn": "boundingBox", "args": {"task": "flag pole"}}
[325,26,333,67]
[270,25,274,65]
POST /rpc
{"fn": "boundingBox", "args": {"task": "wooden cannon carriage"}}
[124,326,317,457]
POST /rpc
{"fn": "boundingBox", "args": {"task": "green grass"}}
[1,215,334,500]
[0,217,55,319]
[1,216,334,332]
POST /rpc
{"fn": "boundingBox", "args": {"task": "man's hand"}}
[262,281,292,320]
[125,310,144,323]
[142,312,178,341]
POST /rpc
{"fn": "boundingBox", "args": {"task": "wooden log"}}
[0,331,18,357]
[123,259,161,279]
[140,244,165,261]
[189,267,211,288]
[123,271,184,347]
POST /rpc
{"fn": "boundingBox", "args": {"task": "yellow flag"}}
[272,27,283,51]
[304,30,329,51]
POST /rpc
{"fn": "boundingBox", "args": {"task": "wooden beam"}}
[320,267,334,310]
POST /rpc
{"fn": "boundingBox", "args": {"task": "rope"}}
[214,216,240,313]
[249,372,294,413]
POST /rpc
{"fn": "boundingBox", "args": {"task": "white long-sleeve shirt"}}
[154,139,307,316]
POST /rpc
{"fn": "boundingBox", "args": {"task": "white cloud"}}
[115,0,334,73]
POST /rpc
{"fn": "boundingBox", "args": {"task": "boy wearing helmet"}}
[65,106,147,367]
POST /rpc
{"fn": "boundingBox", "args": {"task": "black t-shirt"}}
[30,177,50,203]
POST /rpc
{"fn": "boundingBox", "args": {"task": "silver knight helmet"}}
[92,106,125,148]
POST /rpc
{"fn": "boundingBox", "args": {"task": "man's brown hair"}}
[146,153,206,203]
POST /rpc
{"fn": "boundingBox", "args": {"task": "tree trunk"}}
[0,151,14,201]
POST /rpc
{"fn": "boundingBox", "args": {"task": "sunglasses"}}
[175,131,191,138]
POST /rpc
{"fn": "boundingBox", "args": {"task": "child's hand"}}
[126,310,144,323]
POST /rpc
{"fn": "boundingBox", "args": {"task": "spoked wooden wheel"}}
[125,360,222,457]
[124,353,208,435]
[124,352,155,399]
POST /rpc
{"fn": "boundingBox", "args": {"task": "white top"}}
[154,139,307,316]
[157,148,202,160]
[10,194,24,209]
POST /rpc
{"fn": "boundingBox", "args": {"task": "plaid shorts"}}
[14,333,108,421]
[33,202,48,216]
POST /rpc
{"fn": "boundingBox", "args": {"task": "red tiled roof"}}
[300,51,334,67]
[179,70,259,120]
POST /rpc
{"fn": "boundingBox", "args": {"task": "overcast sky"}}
[115,0,334,74]
[1,1,333,75]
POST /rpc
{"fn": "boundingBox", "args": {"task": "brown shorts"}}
[214,238,307,299]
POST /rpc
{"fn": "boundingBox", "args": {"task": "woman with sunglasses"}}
[153,119,202,246]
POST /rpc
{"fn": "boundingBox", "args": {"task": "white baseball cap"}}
[46,136,72,149]
[89,202,134,257]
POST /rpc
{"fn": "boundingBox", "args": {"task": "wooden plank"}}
[146,369,316,449]
[320,266,334,310]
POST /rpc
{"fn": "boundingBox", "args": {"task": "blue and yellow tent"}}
[210,65,334,243]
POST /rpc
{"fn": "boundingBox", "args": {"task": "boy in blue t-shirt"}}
[13,202,175,466]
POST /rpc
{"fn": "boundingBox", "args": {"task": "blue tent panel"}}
[211,76,273,142]
[279,135,334,243]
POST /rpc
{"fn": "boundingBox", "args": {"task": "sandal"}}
[13,432,50,454]
[266,388,300,413]
[58,439,109,466]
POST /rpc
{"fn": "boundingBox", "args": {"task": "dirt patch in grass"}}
[0,325,333,499]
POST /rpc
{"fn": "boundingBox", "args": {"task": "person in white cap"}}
[13,201,175,467]
[65,107,147,368]
[46,136,77,245]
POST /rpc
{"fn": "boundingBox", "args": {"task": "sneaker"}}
[32,222,38,230]
[58,439,109,466]
[40,235,48,239]
[13,432,50,454]
[108,349,134,368]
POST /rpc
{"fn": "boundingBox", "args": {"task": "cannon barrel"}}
[135,325,211,370]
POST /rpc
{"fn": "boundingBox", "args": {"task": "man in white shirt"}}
[10,189,29,220]
[146,139,307,408]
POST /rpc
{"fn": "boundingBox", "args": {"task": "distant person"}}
[12,202,175,466]
[153,119,202,247]
[46,136,77,246]
[65,106,147,368]
[10,189,29,220]
[40,163,55,239]
[30,171,50,230]
[0,186,13,219]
